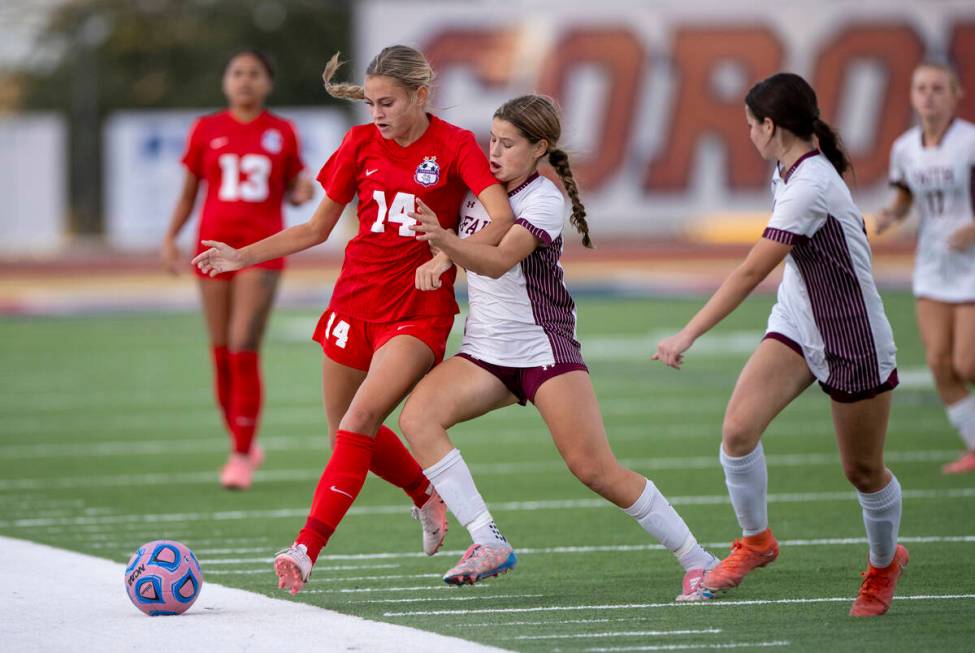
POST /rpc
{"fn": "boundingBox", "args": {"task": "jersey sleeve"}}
[316,129,359,205]
[888,138,910,193]
[453,130,499,197]
[283,122,305,183]
[515,188,566,247]
[180,118,206,178]
[763,177,828,245]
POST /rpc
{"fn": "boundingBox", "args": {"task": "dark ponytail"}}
[746,72,852,177]
[811,117,851,177]
[548,148,592,248]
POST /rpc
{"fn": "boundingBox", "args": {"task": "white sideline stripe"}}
[587,642,790,652]
[0,449,960,491]
[357,594,542,605]
[5,488,974,530]
[506,628,722,640]
[0,536,508,653]
[382,594,975,617]
[454,617,647,627]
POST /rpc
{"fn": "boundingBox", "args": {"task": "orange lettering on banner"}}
[950,23,975,122]
[814,25,923,185]
[424,29,518,88]
[537,29,645,190]
[644,27,783,192]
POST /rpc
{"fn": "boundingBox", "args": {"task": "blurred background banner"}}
[0,113,67,254]
[0,0,973,257]
[358,0,975,240]
[102,107,348,251]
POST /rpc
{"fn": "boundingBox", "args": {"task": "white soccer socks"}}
[857,473,902,568]
[719,442,769,536]
[623,479,715,571]
[423,448,507,546]
[947,394,975,450]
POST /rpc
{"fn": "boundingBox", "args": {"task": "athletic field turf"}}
[1,292,973,651]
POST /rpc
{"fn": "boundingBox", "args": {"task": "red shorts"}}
[312,307,454,372]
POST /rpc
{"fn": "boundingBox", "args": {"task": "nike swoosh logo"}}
[210,137,229,149]
[396,324,415,331]
[330,485,354,499]
[365,168,379,176]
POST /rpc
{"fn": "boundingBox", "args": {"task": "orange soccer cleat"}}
[849,544,909,617]
[942,451,975,474]
[702,529,779,591]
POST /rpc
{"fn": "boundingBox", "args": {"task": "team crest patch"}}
[414,156,440,187]
[261,129,283,153]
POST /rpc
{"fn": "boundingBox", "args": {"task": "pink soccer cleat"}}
[220,453,254,490]
[942,451,975,474]
[443,543,517,585]
[411,489,448,555]
[249,444,265,470]
[274,543,313,596]
[676,567,716,602]
[850,544,909,617]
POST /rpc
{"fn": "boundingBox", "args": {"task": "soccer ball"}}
[124,540,203,616]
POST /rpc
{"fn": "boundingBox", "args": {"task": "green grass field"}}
[1,292,973,651]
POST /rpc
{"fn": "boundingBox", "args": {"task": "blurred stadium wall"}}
[0,0,973,260]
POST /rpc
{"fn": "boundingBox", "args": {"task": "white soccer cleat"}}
[411,489,448,555]
[273,543,312,596]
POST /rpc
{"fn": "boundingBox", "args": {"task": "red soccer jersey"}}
[317,114,498,322]
[181,110,304,249]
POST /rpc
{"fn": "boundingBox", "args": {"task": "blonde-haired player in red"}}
[193,45,514,594]
[162,49,313,491]
[877,62,975,474]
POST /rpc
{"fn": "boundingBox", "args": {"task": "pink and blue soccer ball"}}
[124,540,203,616]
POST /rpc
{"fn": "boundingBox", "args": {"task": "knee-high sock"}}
[858,473,902,568]
[623,478,715,571]
[211,345,232,432]
[424,448,506,546]
[229,350,261,455]
[296,430,375,563]
[370,425,431,507]
[720,442,769,536]
[947,394,975,450]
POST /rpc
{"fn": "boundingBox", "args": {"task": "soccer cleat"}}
[443,543,517,585]
[411,489,448,555]
[703,530,779,591]
[942,451,975,474]
[249,444,265,470]
[849,544,909,617]
[220,453,254,490]
[274,543,313,596]
[676,567,717,602]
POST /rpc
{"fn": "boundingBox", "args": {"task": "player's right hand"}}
[192,240,244,277]
[161,237,182,276]
[652,331,694,370]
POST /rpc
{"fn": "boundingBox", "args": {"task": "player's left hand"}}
[192,240,245,277]
[652,331,694,370]
[410,198,456,249]
[415,252,454,291]
[949,224,975,252]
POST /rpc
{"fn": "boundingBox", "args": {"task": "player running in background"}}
[653,73,908,616]
[400,95,719,601]
[876,62,975,474]
[193,45,514,594]
[162,49,313,490]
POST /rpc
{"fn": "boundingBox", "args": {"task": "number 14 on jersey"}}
[371,191,417,237]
